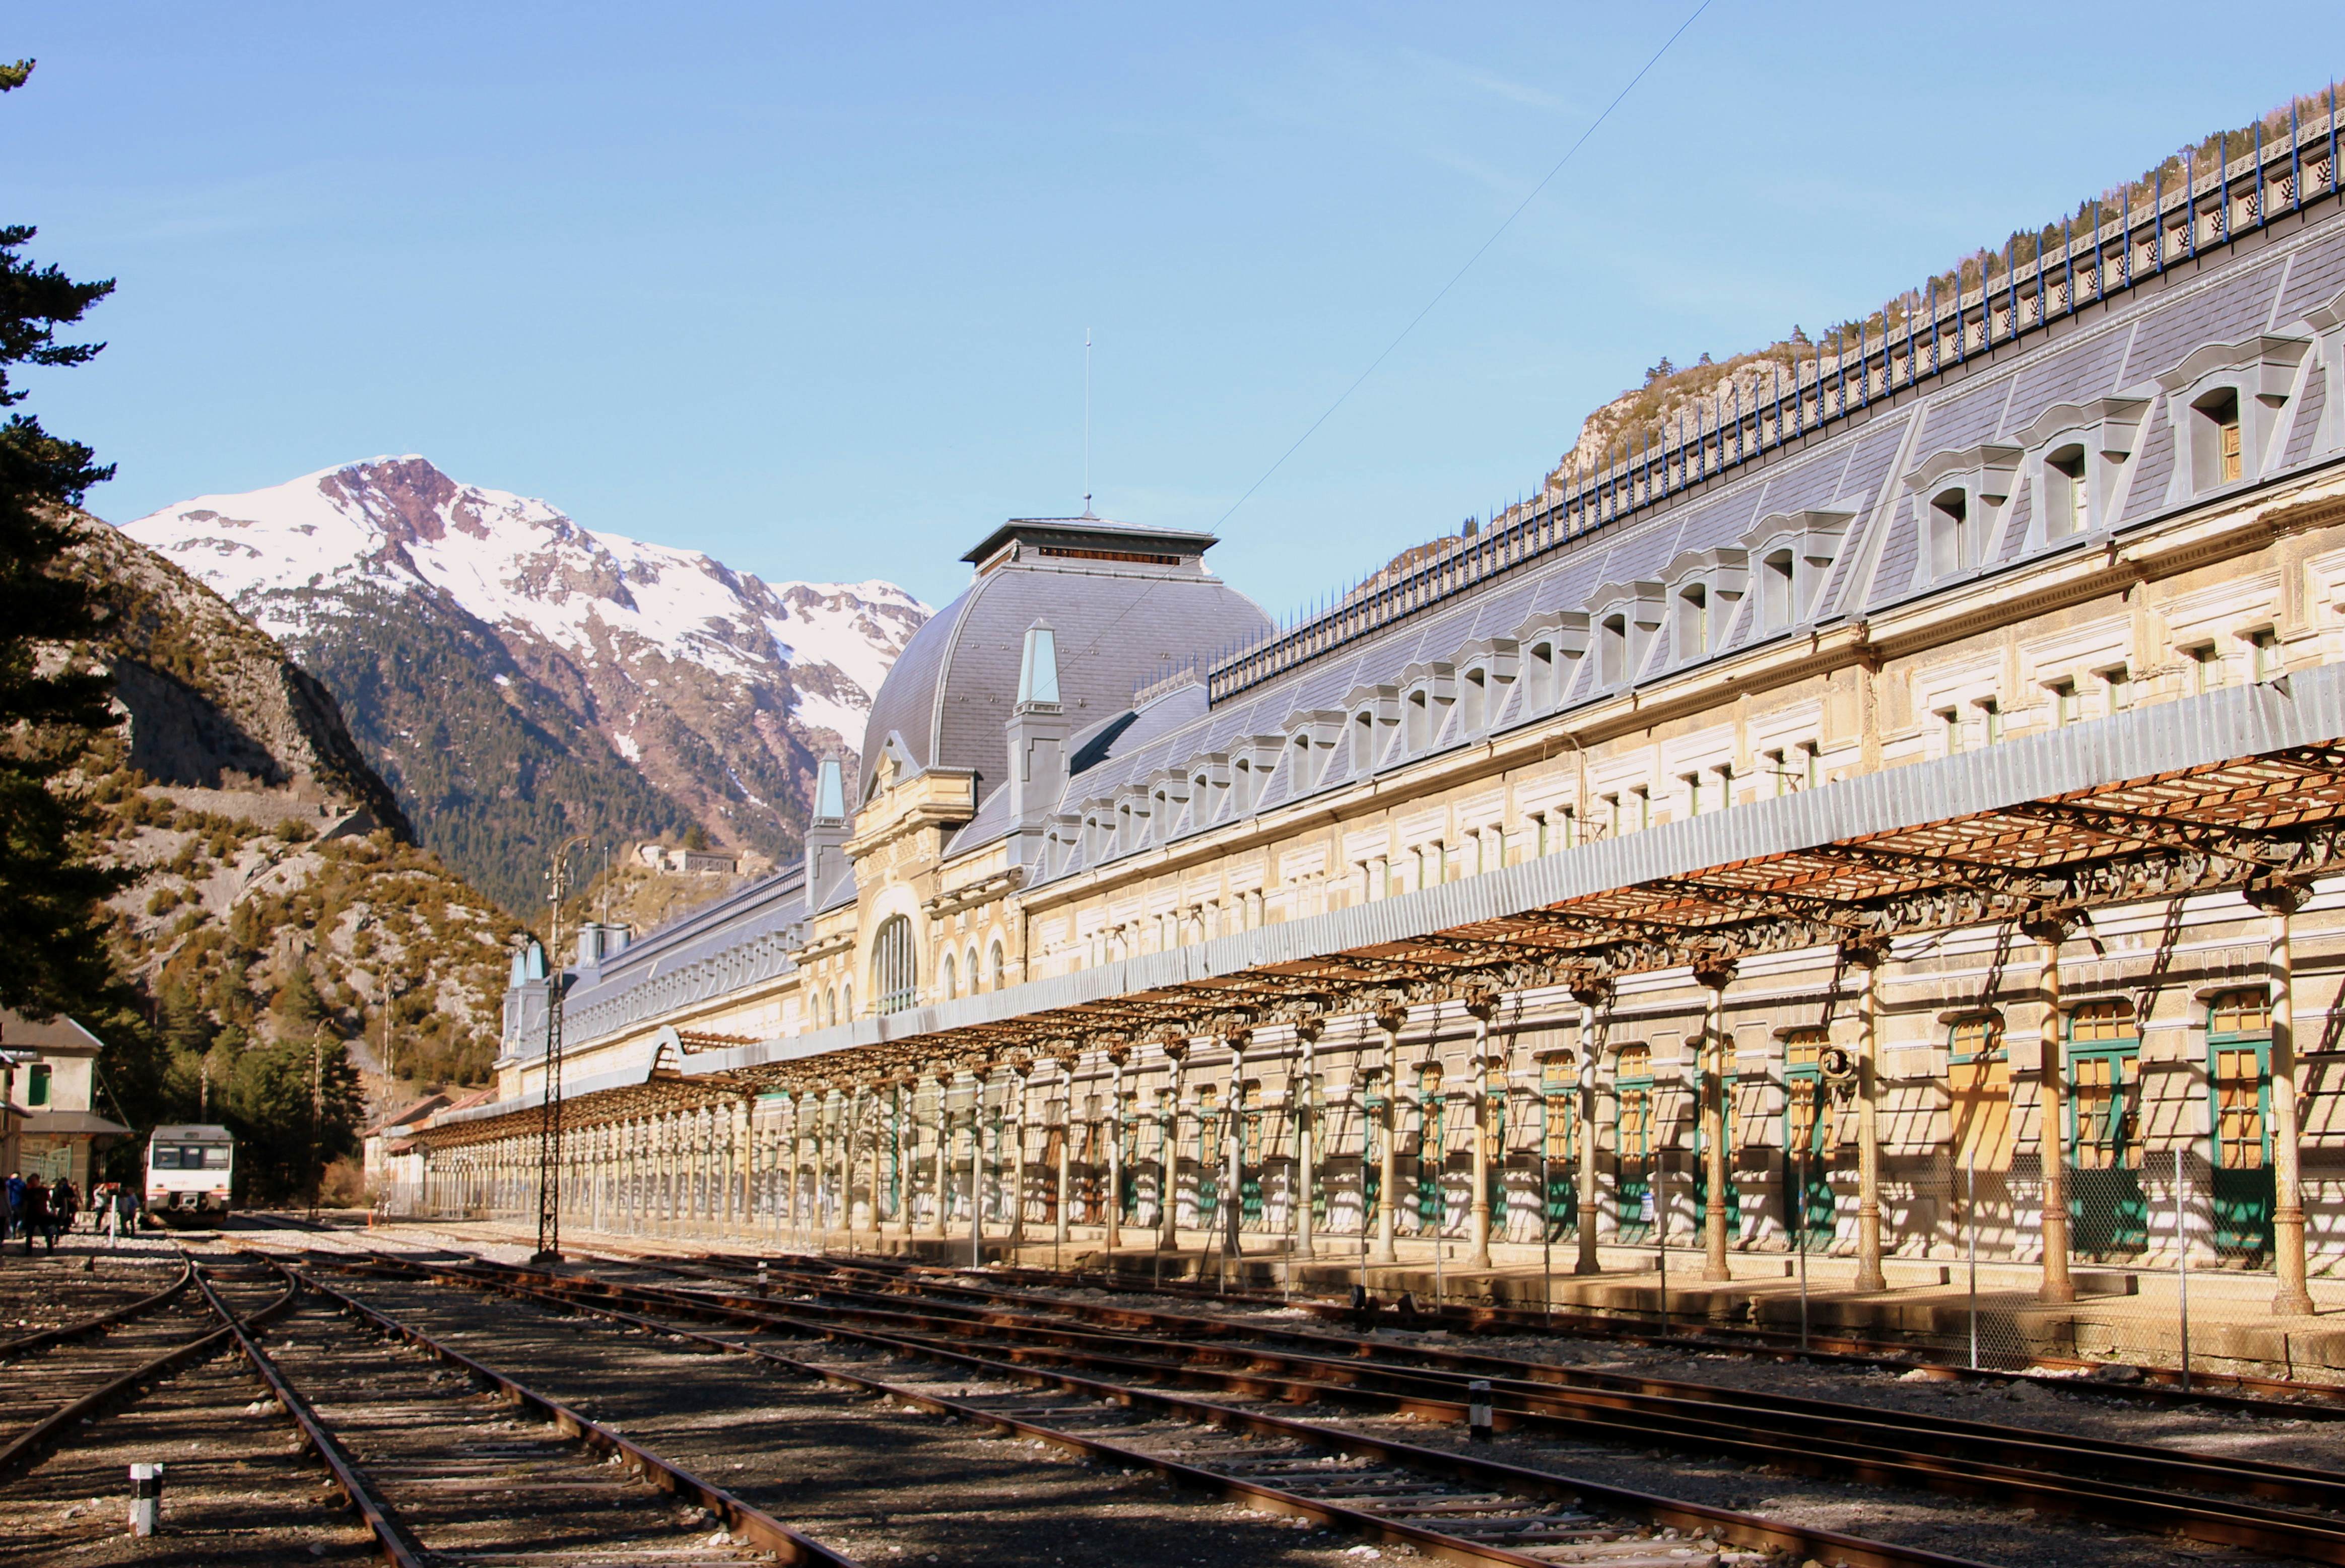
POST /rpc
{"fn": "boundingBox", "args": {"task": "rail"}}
[278,1259,858,1568]
[0,1257,294,1481]
[0,1260,192,1359]
[323,1245,2002,1568]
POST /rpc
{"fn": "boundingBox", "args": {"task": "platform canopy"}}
[418,667,2345,1147]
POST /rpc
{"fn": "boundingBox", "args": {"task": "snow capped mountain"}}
[120,456,927,912]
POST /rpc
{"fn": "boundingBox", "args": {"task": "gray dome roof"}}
[859,517,1270,801]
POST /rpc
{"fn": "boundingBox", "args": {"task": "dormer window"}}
[1233,757,1257,813]
[2193,388,2244,490]
[2044,445,2089,537]
[1598,615,1629,686]
[1760,551,1795,630]
[1676,584,1708,659]
[1928,489,1970,577]
[1525,643,1556,711]
[1404,690,1430,752]
[1462,668,1489,733]
[1350,711,1375,773]
[1290,732,1314,790]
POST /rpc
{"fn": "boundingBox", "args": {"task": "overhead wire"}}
[1058,1,1714,676]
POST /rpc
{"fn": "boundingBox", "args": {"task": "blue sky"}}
[10,4,2340,612]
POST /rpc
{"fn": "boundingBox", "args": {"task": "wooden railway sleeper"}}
[0,1257,296,1481]
[727,1246,2345,1418]
[0,1260,194,1360]
[321,1247,1991,1568]
[457,1252,2345,1514]
[266,1259,857,1568]
[620,1249,2345,1509]
[378,1251,2345,1565]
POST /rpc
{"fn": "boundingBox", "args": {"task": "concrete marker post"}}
[128,1463,161,1537]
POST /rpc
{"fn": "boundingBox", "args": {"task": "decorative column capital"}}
[2246,876,2313,917]
[2019,909,2081,947]
[1374,1007,1411,1037]
[1569,976,1615,1009]
[1462,993,1500,1023]
[1837,938,1890,971]
[1692,956,1738,993]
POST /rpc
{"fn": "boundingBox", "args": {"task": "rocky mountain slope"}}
[55,513,522,1089]
[121,456,928,913]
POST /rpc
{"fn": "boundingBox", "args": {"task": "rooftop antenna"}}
[1082,327,1096,518]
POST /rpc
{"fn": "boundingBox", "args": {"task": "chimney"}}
[576,922,604,969]
[1007,620,1071,834]
[603,924,631,956]
[803,753,850,897]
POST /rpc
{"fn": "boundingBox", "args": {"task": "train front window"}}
[152,1147,180,1170]
[201,1146,230,1170]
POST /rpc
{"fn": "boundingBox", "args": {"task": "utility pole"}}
[309,1031,323,1221]
[534,835,592,1264]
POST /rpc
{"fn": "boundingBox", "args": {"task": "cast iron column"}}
[2024,914,2079,1304]
[2249,879,2315,1315]
[1695,958,1738,1282]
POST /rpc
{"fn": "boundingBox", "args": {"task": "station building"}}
[422,118,2345,1316]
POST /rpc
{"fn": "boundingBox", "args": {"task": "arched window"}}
[824,987,836,1028]
[988,940,1006,989]
[964,946,980,994]
[940,952,957,1002]
[872,916,916,1014]
[841,981,854,1019]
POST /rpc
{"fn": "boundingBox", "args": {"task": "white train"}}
[145,1123,235,1216]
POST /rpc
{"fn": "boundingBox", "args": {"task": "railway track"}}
[346,1242,2345,1566]
[674,1244,2345,1418]
[191,1255,852,1567]
[0,1257,191,1359]
[305,1243,2004,1568]
[0,1254,286,1480]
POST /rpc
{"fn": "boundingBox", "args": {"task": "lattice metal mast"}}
[535,834,593,1262]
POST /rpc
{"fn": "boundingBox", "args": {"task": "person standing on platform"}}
[21,1176,48,1254]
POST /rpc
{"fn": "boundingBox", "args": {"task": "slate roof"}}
[1016,206,2345,885]
[522,184,2345,1045]
[856,517,1271,802]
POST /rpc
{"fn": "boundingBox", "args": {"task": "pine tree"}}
[0,58,128,1020]
[271,962,325,1038]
